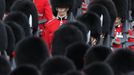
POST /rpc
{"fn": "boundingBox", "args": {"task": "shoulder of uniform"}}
[45,18,58,28]
[46,18,56,24]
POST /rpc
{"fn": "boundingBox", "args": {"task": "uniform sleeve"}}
[42,22,53,54]
[43,0,53,21]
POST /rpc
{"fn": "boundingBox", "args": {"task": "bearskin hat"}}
[93,0,112,1]
[65,42,90,70]
[84,46,112,66]
[131,0,134,10]
[52,25,84,56]
[15,37,49,69]
[5,25,15,57]
[112,0,128,20]
[5,22,25,44]
[0,0,5,20]
[90,0,117,33]
[4,11,32,37]
[73,0,82,8]
[41,56,76,75]
[63,22,88,42]
[0,21,8,51]
[11,0,38,35]
[50,0,73,9]
[83,62,114,75]
[88,4,111,35]
[50,0,74,16]
[127,71,134,75]
[5,0,16,13]
[10,65,40,75]
[63,70,84,75]
[128,0,131,11]
[106,48,134,75]
[77,11,101,40]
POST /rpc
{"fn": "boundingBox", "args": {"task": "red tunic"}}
[33,0,53,21]
[42,18,67,54]
[112,23,123,49]
[33,0,53,36]
[127,30,134,50]
[114,24,123,36]
[112,38,123,48]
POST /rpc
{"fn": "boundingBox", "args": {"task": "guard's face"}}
[115,17,121,26]
[56,8,69,13]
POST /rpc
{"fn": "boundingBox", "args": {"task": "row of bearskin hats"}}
[0,0,133,53]
[0,0,78,55]
[3,0,128,47]
[73,0,133,22]
[0,0,38,57]
[2,36,134,75]
[77,0,133,48]
[1,0,134,75]
[4,0,83,34]
[76,0,117,47]
[0,0,129,52]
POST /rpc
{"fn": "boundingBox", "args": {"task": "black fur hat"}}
[131,0,134,11]
[77,11,101,39]
[65,42,90,70]
[15,37,49,69]
[5,0,16,13]
[112,0,128,20]
[10,65,40,75]
[106,48,134,75]
[5,22,25,44]
[0,21,8,51]
[127,71,134,75]
[41,56,76,75]
[83,62,114,75]
[52,25,84,55]
[84,46,112,66]
[131,0,134,20]
[51,0,73,8]
[94,0,112,1]
[88,4,111,35]
[73,0,82,8]
[11,0,38,35]
[0,56,11,75]
[4,11,32,37]
[5,25,15,57]
[128,0,131,11]
[90,0,117,33]
[50,0,74,16]
[63,70,84,75]
[63,22,88,42]
[0,0,5,20]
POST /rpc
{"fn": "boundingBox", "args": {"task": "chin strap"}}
[57,15,67,25]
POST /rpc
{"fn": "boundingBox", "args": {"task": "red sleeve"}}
[42,19,60,54]
[43,0,53,21]
[42,21,54,54]
[41,25,52,54]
